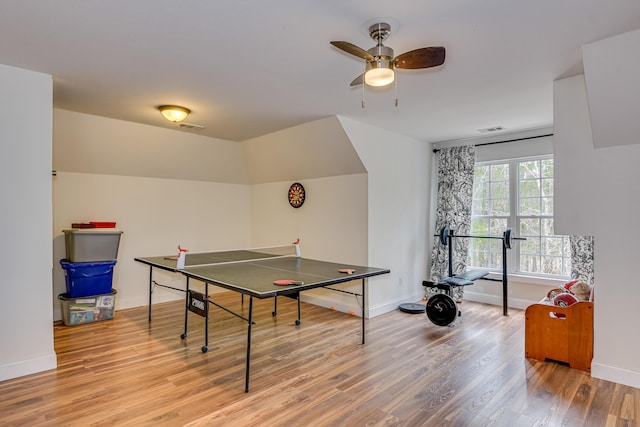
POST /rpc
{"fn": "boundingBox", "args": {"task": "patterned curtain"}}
[429,145,475,286]
[570,235,595,286]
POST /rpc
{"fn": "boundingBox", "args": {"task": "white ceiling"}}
[1,0,640,143]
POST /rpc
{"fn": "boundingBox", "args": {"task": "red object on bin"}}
[90,221,117,228]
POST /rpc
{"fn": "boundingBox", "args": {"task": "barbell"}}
[436,226,525,249]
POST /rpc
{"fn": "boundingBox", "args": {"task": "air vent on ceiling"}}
[177,123,205,130]
[478,126,505,134]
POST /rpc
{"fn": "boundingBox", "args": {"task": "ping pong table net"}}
[181,244,300,267]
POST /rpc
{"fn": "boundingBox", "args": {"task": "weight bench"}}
[422,269,489,326]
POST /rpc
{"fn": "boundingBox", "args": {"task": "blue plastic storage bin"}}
[60,259,116,298]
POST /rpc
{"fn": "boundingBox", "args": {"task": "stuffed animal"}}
[566,280,592,301]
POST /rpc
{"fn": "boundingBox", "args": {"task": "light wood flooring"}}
[1,292,639,426]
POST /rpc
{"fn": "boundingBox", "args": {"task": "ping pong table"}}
[134,244,390,392]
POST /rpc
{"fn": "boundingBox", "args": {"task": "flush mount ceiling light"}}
[158,105,191,123]
[364,57,395,87]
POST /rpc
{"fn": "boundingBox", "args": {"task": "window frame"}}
[468,154,571,280]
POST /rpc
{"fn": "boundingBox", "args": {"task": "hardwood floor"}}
[1,292,638,426]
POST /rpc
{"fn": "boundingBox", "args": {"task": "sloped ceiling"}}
[53,109,249,184]
[242,116,366,184]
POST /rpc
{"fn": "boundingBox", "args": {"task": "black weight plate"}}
[426,293,458,326]
[504,228,512,249]
[399,303,426,314]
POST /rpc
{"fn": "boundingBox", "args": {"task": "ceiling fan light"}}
[364,61,395,87]
[159,105,191,122]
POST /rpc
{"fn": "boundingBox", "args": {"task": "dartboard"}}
[288,182,305,208]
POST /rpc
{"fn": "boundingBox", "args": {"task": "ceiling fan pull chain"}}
[394,76,398,107]
[362,61,366,108]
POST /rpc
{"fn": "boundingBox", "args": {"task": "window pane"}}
[491,199,509,216]
[516,157,569,277]
[519,180,540,198]
[541,178,553,196]
[520,235,540,255]
[520,254,540,272]
[491,164,509,181]
[490,217,508,231]
[542,237,563,256]
[519,198,540,215]
[541,256,563,275]
[473,181,489,202]
[562,238,571,257]
[520,218,540,236]
[491,181,509,198]
[541,197,553,215]
[489,251,503,269]
[472,196,489,215]
[541,159,554,178]
[471,217,489,234]
[541,218,554,236]
[475,165,489,182]
[519,161,540,179]
[470,157,570,278]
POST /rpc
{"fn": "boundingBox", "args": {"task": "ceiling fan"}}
[330,22,445,87]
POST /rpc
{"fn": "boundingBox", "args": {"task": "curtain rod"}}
[432,133,553,153]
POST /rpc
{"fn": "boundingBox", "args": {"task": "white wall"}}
[52,172,251,317]
[0,65,56,381]
[52,111,251,319]
[339,117,432,316]
[241,116,372,315]
[249,175,369,314]
[554,74,640,389]
[582,28,640,149]
[249,175,368,264]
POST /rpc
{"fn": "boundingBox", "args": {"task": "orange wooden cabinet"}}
[524,301,594,372]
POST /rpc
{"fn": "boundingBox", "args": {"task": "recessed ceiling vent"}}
[177,123,205,130]
[478,126,505,134]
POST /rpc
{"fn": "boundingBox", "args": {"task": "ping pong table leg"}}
[180,277,190,339]
[296,294,301,326]
[148,266,153,322]
[361,278,366,345]
[245,296,254,393]
[202,282,209,353]
[272,296,277,317]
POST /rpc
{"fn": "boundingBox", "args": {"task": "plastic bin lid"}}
[63,229,123,234]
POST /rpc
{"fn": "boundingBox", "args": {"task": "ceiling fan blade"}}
[330,41,375,61]
[395,46,445,69]
[350,73,364,87]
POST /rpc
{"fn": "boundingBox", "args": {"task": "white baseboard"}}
[592,361,640,389]
[0,353,57,382]
[301,288,535,318]
[461,290,536,311]
[369,292,425,318]
[300,292,361,316]
[301,291,424,318]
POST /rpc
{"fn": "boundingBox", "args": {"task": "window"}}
[468,156,570,278]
